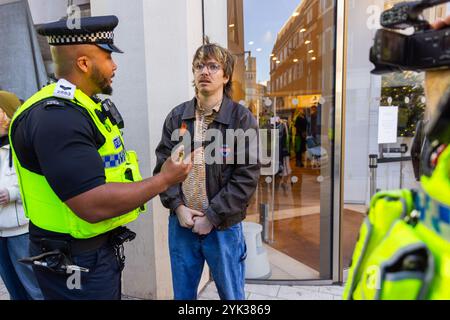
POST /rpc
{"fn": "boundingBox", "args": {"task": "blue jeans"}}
[0,233,43,300]
[29,241,122,300]
[168,214,247,300]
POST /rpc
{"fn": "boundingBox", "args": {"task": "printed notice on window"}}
[378,106,398,144]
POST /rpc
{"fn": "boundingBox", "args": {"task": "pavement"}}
[198,281,344,300]
[0,276,344,300]
[0,278,9,300]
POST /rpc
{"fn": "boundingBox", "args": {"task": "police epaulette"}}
[42,99,65,107]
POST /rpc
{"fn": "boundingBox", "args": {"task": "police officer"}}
[9,15,191,300]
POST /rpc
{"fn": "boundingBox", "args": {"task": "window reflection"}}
[226,0,336,281]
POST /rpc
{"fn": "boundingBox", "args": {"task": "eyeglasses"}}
[193,62,222,74]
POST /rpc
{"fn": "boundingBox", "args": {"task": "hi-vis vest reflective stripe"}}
[9,82,146,239]
[343,186,450,299]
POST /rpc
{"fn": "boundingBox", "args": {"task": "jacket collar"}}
[182,96,234,125]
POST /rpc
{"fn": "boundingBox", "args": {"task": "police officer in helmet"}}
[9,15,191,300]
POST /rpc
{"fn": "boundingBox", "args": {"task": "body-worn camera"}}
[370,0,450,74]
[101,99,124,129]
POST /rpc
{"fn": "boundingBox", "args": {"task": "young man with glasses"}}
[154,40,260,300]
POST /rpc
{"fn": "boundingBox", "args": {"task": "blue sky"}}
[243,0,302,83]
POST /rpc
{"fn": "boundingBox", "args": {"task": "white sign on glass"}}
[270,116,280,125]
[378,106,398,144]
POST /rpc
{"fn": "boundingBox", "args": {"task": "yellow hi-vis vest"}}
[343,148,450,300]
[9,81,146,239]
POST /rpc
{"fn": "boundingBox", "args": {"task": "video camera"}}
[370,0,450,74]
[370,0,450,179]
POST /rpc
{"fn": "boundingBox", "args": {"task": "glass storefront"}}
[205,0,450,284]
[343,0,449,271]
[205,0,338,282]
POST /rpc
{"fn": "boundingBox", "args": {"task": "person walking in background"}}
[0,91,43,300]
[311,103,322,142]
[278,118,292,192]
[294,109,307,167]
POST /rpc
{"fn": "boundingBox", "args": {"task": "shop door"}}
[204,0,342,283]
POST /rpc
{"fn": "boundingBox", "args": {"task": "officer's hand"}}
[192,215,214,235]
[0,188,10,205]
[160,145,192,186]
[175,205,204,228]
[431,16,450,29]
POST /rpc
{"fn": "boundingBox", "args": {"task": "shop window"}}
[221,0,337,281]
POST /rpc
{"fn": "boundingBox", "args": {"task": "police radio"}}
[101,99,124,129]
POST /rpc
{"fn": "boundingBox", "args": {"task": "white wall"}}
[141,0,204,300]
[203,0,228,46]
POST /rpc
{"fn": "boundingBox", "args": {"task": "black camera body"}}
[370,27,450,74]
[101,98,124,129]
[370,0,450,74]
